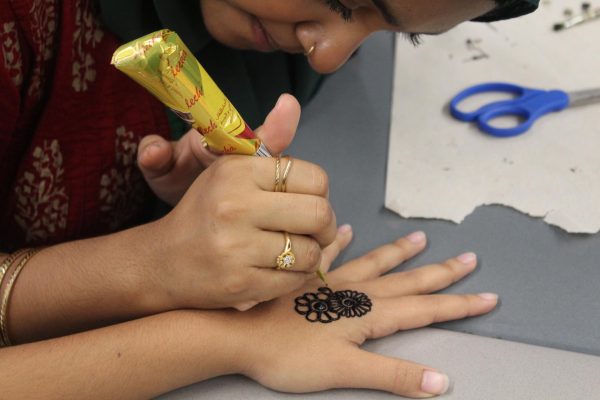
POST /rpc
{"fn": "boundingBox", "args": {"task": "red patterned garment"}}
[0,0,169,251]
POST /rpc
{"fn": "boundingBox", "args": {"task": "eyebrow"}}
[370,0,449,36]
[371,0,401,26]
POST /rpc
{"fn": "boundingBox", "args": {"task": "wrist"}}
[115,219,176,314]
[183,309,249,376]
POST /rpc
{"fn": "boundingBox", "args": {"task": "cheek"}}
[199,0,255,49]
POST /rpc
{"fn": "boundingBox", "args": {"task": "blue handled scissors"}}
[449,82,600,137]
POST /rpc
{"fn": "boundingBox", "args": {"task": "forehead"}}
[383,0,496,33]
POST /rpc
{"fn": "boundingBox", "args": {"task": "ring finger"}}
[358,253,478,298]
[255,230,323,273]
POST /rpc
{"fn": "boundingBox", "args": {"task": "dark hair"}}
[474,0,538,22]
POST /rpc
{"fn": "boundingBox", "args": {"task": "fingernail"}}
[421,371,449,395]
[338,224,352,234]
[144,140,160,152]
[406,231,426,244]
[235,301,259,311]
[274,93,287,111]
[478,292,499,301]
[457,252,476,264]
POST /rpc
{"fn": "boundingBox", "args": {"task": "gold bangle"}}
[0,248,39,347]
[0,249,30,345]
[0,249,28,283]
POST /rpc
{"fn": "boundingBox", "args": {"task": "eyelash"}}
[323,1,423,48]
[403,33,423,47]
[325,0,354,22]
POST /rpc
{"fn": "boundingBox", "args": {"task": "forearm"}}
[5,221,165,344]
[2,310,239,399]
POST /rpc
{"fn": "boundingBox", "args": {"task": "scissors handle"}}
[450,82,570,137]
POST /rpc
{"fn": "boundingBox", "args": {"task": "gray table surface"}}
[160,328,600,400]
[160,32,600,399]
[289,31,600,357]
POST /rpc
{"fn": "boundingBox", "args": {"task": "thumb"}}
[341,350,450,398]
[181,128,219,168]
[137,135,175,180]
[255,93,301,156]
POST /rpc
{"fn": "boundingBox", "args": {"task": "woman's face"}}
[200,0,496,73]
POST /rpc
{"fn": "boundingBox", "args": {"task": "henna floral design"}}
[294,287,340,323]
[294,287,372,323]
[329,290,372,318]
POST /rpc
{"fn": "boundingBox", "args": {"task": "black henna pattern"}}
[294,287,340,323]
[294,287,372,323]
[329,290,372,318]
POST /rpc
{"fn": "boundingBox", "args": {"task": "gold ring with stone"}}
[281,156,293,193]
[276,232,296,270]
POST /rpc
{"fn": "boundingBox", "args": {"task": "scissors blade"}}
[567,88,600,108]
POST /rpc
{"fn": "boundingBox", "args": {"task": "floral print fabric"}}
[0,0,169,251]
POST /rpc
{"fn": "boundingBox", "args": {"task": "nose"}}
[295,21,371,74]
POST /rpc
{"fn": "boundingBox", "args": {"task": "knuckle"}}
[312,197,334,230]
[303,241,322,270]
[210,234,234,263]
[310,165,329,197]
[442,261,462,283]
[251,156,264,181]
[223,273,250,296]
[212,156,245,180]
[209,233,241,260]
[428,297,443,324]
[361,250,382,266]
[441,260,455,272]
[465,295,479,314]
[210,154,231,172]
[409,271,428,294]
[450,297,471,321]
[394,238,412,254]
[392,364,422,395]
[213,199,245,223]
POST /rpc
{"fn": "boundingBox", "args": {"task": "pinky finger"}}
[335,349,449,398]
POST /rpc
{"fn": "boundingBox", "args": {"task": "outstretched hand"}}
[137,94,301,205]
[223,231,497,398]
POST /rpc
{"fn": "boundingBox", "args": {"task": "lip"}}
[251,17,276,52]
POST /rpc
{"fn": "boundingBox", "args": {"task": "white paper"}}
[385,1,600,233]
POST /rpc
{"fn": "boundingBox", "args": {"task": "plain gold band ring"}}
[281,156,293,192]
[274,156,282,192]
